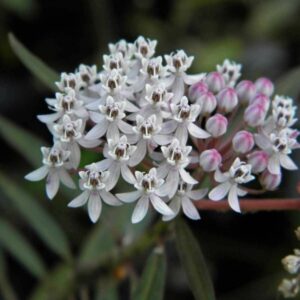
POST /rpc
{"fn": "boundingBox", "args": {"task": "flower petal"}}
[175,125,188,145]
[150,194,173,216]
[162,196,181,221]
[188,123,210,139]
[85,121,108,140]
[228,184,241,213]
[160,120,177,134]
[153,134,173,145]
[37,112,61,123]
[187,188,208,201]
[46,171,60,199]
[208,181,231,201]
[116,190,143,203]
[107,122,120,140]
[254,133,272,150]
[118,120,133,134]
[179,168,198,185]
[132,195,149,224]
[89,111,105,123]
[100,190,122,206]
[121,164,136,184]
[88,191,102,223]
[129,140,146,167]
[279,154,298,171]
[182,196,201,220]
[25,165,48,181]
[105,163,121,191]
[214,168,229,183]
[68,190,89,207]
[268,154,281,175]
[95,158,111,171]
[58,168,76,189]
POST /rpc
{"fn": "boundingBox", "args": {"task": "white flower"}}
[56,72,84,92]
[25,142,75,199]
[68,163,121,223]
[108,39,134,60]
[278,278,299,298]
[103,52,128,74]
[216,59,241,87]
[76,64,98,87]
[158,138,198,198]
[169,96,210,144]
[282,251,300,274]
[208,158,254,213]
[163,182,208,221]
[116,168,173,223]
[255,129,298,175]
[133,36,157,60]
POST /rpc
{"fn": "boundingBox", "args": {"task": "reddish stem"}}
[194,198,300,212]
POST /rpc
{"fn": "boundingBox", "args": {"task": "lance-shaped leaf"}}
[175,218,216,300]
[0,218,46,279]
[0,173,72,261]
[8,33,59,91]
[132,246,166,300]
[0,115,46,168]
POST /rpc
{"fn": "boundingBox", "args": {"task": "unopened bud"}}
[259,169,282,191]
[247,151,269,173]
[197,91,217,115]
[282,253,300,274]
[199,149,222,172]
[250,93,270,111]
[235,80,256,104]
[244,104,266,127]
[205,114,228,137]
[217,87,238,113]
[232,131,254,154]
[255,77,274,97]
[188,81,208,102]
[206,72,225,94]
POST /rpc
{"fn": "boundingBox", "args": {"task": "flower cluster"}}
[279,227,300,298]
[25,36,299,223]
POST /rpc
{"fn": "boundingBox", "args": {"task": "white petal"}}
[160,121,177,135]
[162,196,181,221]
[85,121,108,140]
[165,171,180,198]
[187,188,208,200]
[132,195,149,224]
[121,164,136,184]
[46,171,60,199]
[95,158,112,171]
[255,133,271,150]
[183,73,206,85]
[70,143,81,168]
[228,184,241,213]
[179,168,198,185]
[105,163,120,191]
[107,122,120,140]
[118,120,133,134]
[89,111,105,123]
[279,154,298,171]
[237,187,247,197]
[175,125,188,145]
[153,134,173,145]
[88,191,102,223]
[116,190,143,203]
[268,154,281,175]
[182,196,201,220]
[125,100,139,112]
[68,190,89,207]
[214,168,229,183]
[100,190,122,206]
[78,138,101,148]
[129,140,146,167]
[25,165,48,181]
[150,194,173,216]
[208,181,231,201]
[188,123,211,139]
[37,112,61,123]
[156,162,169,179]
[58,168,76,189]
[172,77,185,104]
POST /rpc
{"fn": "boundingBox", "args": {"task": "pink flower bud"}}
[259,169,282,191]
[247,151,269,173]
[206,72,225,94]
[217,87,238,113]
[250,93,270,111]
[235,80,256,104]
[199,149,222,172]
[255,77,274,97]
[205,113,228,137]
[244,104,266,127]
[232,130,254,154]
[197,91,217,115]
[188,81,208,102]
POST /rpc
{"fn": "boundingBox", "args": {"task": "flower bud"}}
[244,104,266,127]
[206,72,225,94]
[282,254,300,274]
[235,80,256,104]
[205,114,228,137]
[250,93,270,111]
[255,77,274,97]
[259,169,282,191]
[247,151,269,173]
[232,131,254,154]
[188,81,208,102]
[199,149,222,172]
[217,87,238,113]
[197,91,217,115]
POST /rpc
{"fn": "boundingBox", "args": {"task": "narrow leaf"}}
[94,279,119,300]
[132,247,166,300]
[0,218,46,279]
[175,218,216,300]
[8,33,59,90]
[0,173,72,260]
[0,115,46,168]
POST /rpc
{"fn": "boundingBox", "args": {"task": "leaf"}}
[132,247,166,300]
[276,66,300,99]
[8,33,59,90]
[0,173,72,261]
[0,0,38,18]
[175,218,216,300]
[94,279,119,300]
[0,115,46,168]
[0,218,46,279]
[29,264,74,300]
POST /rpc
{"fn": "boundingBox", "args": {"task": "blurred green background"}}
[0,0,300,299]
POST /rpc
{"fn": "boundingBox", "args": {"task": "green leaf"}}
[94,279,119,300]
[0,0,38,19]
[0,218,46,279]
[276,66,300,99]
[8,33,59,90]
[29,264,74,300]
[0,173,72,261]
[0,115,46,168]
[175,218,216,300]
[132,247,166,300]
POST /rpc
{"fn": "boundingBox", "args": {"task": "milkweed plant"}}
[23,36,300,297]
